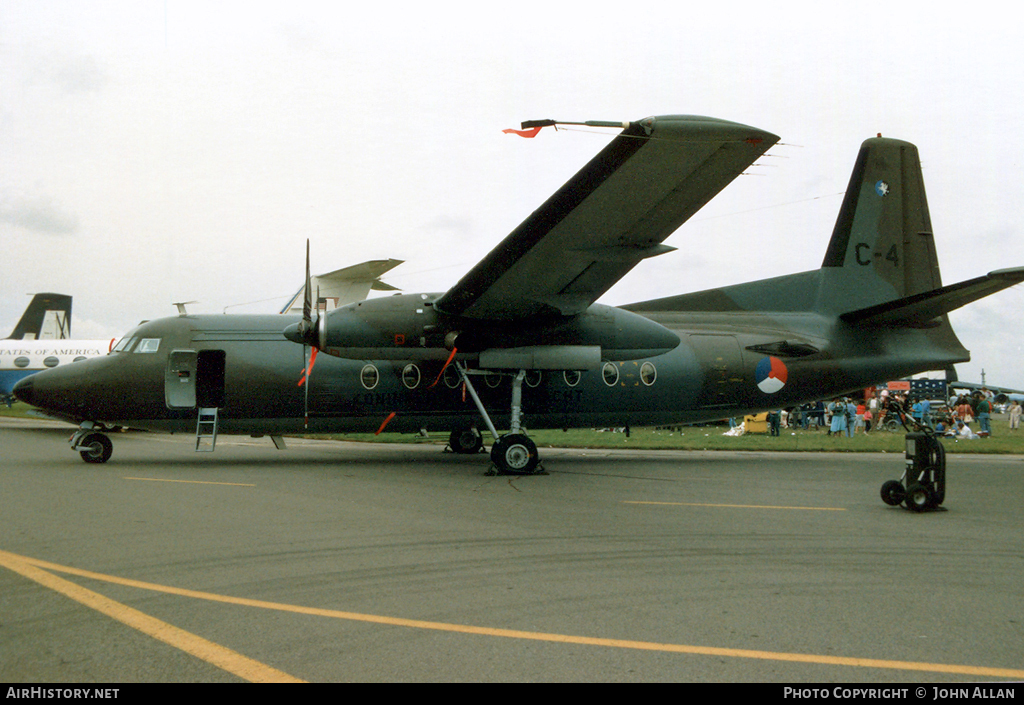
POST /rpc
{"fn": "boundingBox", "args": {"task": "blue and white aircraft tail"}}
[5,293,72,340]
[1,295,111,405]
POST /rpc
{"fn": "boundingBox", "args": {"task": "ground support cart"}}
[880,430,946,512]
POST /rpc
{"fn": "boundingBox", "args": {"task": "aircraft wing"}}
[435,115,779,320]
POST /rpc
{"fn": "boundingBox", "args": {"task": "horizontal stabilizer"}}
[281,259,403,314]
[840,267,1024,327]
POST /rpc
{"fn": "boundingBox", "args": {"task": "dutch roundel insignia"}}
[755,356,788,394]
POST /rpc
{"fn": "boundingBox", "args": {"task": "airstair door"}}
[165,350,197,409]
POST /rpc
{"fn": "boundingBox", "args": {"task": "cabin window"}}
[640,362,657,386]
[443,364,461,389]
[43,357,60,368]
[402,363,421,390]
[73,356,87,363]
[525,370,542,388]
[602,362,619,387]
[14,357,30,368]
[563,370,581,387]
[360,364,379,390]
[136,338,161,353]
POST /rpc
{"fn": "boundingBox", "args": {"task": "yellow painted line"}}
[0,550,302,683]
[124,477,256,487]
[2,550,1022,679]
[625,500,846,511]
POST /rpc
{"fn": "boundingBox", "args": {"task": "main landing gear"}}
[454,364,543,475]
[70,424,113,464]
[447,426,484,455]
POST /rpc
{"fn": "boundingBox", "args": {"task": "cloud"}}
[47,54,107,94]
[0,194,79,235]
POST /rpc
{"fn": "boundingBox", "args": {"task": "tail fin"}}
[6,293,72,340]
[818,137,942,313]
[822,137,1024,325]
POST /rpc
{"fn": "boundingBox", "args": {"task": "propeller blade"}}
[302,239,312,325]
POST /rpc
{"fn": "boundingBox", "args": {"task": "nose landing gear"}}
[71,426,113,464]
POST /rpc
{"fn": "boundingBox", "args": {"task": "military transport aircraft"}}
[14,114,1024,473]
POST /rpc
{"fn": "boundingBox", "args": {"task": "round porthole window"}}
[602,362,619,387]
[402,363,421,390]
[14,357,30,368]
[360,364,379,390]
[485,372,502,388]
[640,362,656,386]
[525,370,542,388]
[43,357,60,368]
[563,370,581,387]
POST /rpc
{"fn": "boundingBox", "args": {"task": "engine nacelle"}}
[284,293,680,364]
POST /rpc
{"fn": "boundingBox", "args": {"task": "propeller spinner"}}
[284,240,324,349]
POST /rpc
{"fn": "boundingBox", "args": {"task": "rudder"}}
[819,138,942,313]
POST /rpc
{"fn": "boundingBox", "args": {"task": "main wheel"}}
[449,427,483,454]
[79,433,113,464]
[904,483,934,512]
[490,434,539,475]
[880,480,905,506]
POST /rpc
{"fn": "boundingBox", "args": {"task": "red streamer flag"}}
[502,126,543,138]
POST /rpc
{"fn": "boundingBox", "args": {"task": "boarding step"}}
[196,407,219,452]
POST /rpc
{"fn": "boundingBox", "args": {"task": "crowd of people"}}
[760,386,1021,439]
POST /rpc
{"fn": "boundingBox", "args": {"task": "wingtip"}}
[988,266,1024,280]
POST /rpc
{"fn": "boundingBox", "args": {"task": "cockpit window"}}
[113,337,138,353]
[136,338,161,353]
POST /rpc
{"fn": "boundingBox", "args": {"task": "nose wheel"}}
[73,431,113,464]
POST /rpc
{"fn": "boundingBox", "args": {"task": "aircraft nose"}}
[12,376,33,405]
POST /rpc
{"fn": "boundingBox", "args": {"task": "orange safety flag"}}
[502,126,543,138]
[298,346,318,387]
[375,412,396,435]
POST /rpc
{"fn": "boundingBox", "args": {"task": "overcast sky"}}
[2,1,1022,389]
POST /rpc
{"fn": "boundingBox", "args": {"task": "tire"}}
[449,427,483,455]
[880,480,905,506]
[490,434,539,474]
[79,433,113,464]
[904,483,934,512]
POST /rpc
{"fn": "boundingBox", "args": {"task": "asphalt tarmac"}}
[1,418,1022,683]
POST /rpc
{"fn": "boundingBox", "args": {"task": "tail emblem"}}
[875,180,890,197]
[755,356,788,394]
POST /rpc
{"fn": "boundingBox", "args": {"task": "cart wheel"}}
[904,483,934,512]
[880,480,905,506]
